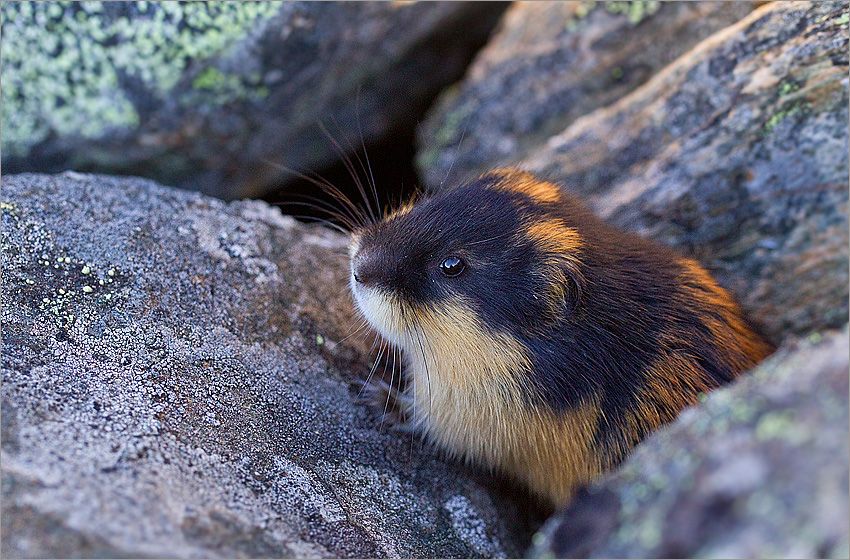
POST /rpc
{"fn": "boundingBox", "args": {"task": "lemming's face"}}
[348,170,585,349]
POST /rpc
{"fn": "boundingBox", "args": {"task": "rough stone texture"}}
[1,1,507,199]
[516,0,849,344]
[530,328,850,559]
[416,0,754,189]
[0,173,536,559]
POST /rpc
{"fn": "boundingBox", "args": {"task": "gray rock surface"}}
[524,0,848,344]
[0,173,534,558]
[1,1,506,199]
[417,0,754,189]
[530,328,849,559]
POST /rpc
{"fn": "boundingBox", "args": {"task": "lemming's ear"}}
[526,219,586,321]
[540,252,586,319]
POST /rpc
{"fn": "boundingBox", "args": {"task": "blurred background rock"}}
[1,1,507,198]
[2,1,848,558]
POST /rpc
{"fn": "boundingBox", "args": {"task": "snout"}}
[349,247,408,346]
[352,248,390,289]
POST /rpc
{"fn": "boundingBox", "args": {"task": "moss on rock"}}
[1,2,280,156]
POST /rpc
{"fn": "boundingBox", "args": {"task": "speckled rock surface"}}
[530,328,849,558]
[416,0,754,189]
[0,173,534,558]
[519,0,849,344]
[1,2,506,199]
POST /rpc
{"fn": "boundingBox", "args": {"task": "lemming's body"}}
[349,168,772,505]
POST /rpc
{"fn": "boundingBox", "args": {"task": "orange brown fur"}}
[489,168,563,204]
[677,258,773,368]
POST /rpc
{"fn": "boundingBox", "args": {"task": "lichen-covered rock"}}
[1,2,506,199]
[519,0,848,343]
[416,0,754,189]
[0,173,534,558]
[530,328,849,558]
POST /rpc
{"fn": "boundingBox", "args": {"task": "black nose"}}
[353,250,388,288]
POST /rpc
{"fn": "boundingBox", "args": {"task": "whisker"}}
[263,158,370,228]
[277,199,355,227]
[337,318,370,344]
[354,88,381,219]
[357,335,387,400]
[317,121,380,225]
[281,213,351,235]
[439,110,472,191]
[412,323,433,425]
[466,231,516,246]
[278,197,359,232]
[330,112,381,222]
[285,190,361,222]
[291,180,367,230]
[331,117,376,212]
[408,342,416,460]
[379,344,397,432]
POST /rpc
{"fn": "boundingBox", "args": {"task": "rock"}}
[416,0,754,189]
[513,0,848,343]
[0,173,535,558]
[530,328,849,558]
[1,2,507,199]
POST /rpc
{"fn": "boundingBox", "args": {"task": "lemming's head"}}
[349,169,586,349]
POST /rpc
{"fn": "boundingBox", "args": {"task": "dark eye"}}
[439,256,465,277]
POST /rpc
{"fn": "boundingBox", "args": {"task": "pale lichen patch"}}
[1,2,280,155]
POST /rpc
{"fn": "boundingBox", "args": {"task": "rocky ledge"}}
[1,173,536,558]
[531,328,849,558]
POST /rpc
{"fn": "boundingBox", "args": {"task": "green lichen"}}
[604,1,661,25]
[778,80,800,97]
[193,67,229,91]
[763,79,809,134]
[763,103,804,134]
[636,512,662,550]
[565,1,597,32]
[755,410,809,444]
[418,95,474,170]
[32,253,121,330]
[190,67,269,105]
[416,147,440,173]
[729,399,756,423]
[1,1,280,156]
[567,0,660,32]
[574,1,596,21]
[435,102,474,147]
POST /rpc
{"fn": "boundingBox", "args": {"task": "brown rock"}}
[522,0,849,343]
[417,0,754,189]
[0,173,534,558]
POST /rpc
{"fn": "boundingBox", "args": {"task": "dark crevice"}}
[262,4,509,230]
[263,127,421,231]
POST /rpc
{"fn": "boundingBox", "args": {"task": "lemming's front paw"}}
[357,374,415,432]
